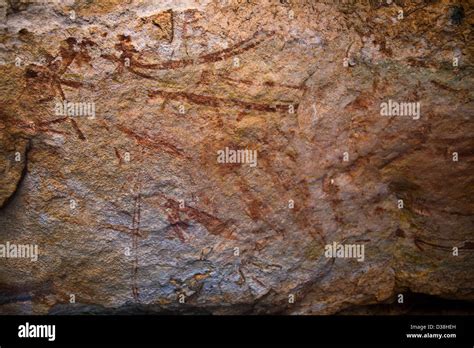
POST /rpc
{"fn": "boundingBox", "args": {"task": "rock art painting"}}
[0,0,473,319]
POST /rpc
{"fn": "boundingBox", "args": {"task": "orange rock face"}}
[0,0,472,314]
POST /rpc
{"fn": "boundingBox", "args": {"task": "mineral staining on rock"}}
[0,0,473,315]
[145,9,174,43]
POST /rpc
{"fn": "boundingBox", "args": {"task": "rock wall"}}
[0,0,473,314]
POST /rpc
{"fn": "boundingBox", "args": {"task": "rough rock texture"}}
[0,0,473,314]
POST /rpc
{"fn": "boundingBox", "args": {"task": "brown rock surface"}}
[0,0,473,314]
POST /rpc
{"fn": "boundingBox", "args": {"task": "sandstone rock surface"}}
[0,0,473,314]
